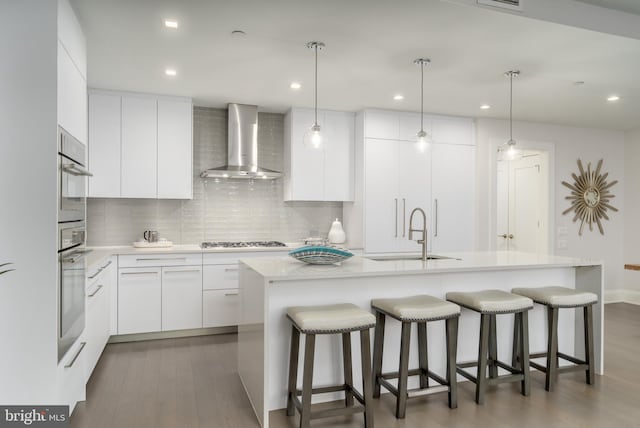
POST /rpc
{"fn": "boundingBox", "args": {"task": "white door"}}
[88,92,121,197]
[118,267,161,334]
[364,138,400,253]
[121,96,157,198]
[290,109,325,201]
[397,140,431,252]
[496,161,510,250]
[157,99,193,199]
[324,111,355,201]
[431,144,476,252]
[497,152,549,253]
[161,266,202,331]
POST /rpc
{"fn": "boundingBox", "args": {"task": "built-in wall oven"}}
[58,128,92,223]
[57,127,92,362]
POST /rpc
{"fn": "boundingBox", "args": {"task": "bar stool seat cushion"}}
[446,289,533,314]
[511,286,597,308]
[287,303,376,334]
[371,295,460,321]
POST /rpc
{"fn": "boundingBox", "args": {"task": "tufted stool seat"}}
[446,289,533,404]
[371,295,460,418]
[511,286,597,391]
[286,303,375,428]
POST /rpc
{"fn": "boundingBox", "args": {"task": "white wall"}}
[475,118,626,297]
[623,128,640,299]
[0,1,59,403]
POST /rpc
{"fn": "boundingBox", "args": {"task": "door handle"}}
[402,198,406,238]
[508,234,514,239]
[61,249,93,263]
[0,262,15,276]
[88,285,104,298]
[62,164,93,177]
[434,199,438,237]
[394,198,398,238]
[224,268,239,272]
[498,234,514,239]
[65,342,87,368]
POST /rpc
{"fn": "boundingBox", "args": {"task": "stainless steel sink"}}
[367,254,458,261]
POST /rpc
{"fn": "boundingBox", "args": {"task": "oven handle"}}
[61,249,93,264]
[62,163,93,177]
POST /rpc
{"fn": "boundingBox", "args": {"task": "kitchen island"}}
[237,251,603,427]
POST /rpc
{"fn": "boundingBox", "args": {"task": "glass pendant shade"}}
[497,70,522,162]
[416,129,431,153]
[414,58,431,153]
[303,124,324,149]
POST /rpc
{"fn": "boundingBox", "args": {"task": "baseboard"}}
[108,326,238,343]
[604,289,640,305]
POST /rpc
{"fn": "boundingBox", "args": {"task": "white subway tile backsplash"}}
[87,107,342,246]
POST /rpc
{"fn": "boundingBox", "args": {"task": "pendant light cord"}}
[509,72,513,142]
[420,61,424,132]
[314,44,318,126]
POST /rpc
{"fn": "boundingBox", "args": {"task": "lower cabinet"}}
[57,337,86,413]
[84,258,113,381]
[118,267,162,334]
[162,266,203,331]
[203,289,239,328]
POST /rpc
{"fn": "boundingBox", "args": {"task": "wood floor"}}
[72,303,640,428]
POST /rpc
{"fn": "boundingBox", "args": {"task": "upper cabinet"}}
[57,0,87,144]
[344,109,476,254]
[284,108,355,202]
[88,90,193,199]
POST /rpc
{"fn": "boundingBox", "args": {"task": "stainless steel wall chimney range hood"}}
[200,103,282,179]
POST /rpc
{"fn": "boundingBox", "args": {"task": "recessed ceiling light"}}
[290,82,301,90]
[607,95,620,102]
[164,20,178,29]
[165,68,177,76]
[393,94,404,101]
[480,104,491,110]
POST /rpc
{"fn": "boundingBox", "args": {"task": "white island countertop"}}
[241,251,602,282]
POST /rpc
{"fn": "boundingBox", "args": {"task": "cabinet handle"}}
[224,268,239,272]
[434,199,438,237]
[88,268,103,279]
[88,285,104,298]
[508,234,514,239]
[394,198,398,238]
[165,269,200,273]
[121,271,158,275]
[100,260,112,270]
[64,342,86,368]
[136,257,187,262]
[224,292,239,296]
[402,198,406,238]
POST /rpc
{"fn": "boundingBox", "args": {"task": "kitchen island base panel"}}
[238,260,603,427]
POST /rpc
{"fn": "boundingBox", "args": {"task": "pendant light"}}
[498,70,522,161]
[414,58,431,152]
[303,41,325,149]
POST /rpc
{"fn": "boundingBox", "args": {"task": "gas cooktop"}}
[200,241,287,249]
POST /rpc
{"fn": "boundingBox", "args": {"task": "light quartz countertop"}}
[240,251,602,282]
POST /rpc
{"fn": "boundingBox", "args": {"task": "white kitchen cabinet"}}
[203,264,239,290]
[161,266,202,331]
[284,108,354,201]
[203,290,240,328]
[431,144,476,252]
[344,109,475,254]
[88,93,121,197]
[121,96,158,198]
[364,138,429,253]
[56,336,86,414]
[87,90,193,199]
[57,41,87,144]
[118,267,162,334]
[84,259,113,381]
[158,99,193,199]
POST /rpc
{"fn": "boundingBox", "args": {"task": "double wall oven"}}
[58,128,92,361]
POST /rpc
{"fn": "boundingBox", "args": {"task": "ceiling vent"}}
[477,0,523,11]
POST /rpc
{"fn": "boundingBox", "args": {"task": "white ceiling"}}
[574,0,640,16]
[71,0,640,131]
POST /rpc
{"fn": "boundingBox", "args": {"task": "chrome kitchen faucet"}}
[408,207,428,261]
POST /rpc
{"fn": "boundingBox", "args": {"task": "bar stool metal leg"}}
[300,334,316,428]
[342,332,354,407]
[584,305,595,385]
[360,328,374,428]
[287,326,300,417]
[476,314,490,405]
[546,307,559,391]
[372,311,386,398]
[445,316,459,409]
[519,311,531,396]
[488,315,498,379]
[396,321,411,418]
[512,313,521,370]
[418,322,429,388]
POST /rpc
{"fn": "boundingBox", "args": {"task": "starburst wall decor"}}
[562,159,618,236]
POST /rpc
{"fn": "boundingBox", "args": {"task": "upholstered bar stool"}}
[511,286,597,391]
[286,303,376,428]
[445,290,533,405]
[371,295,460,419]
